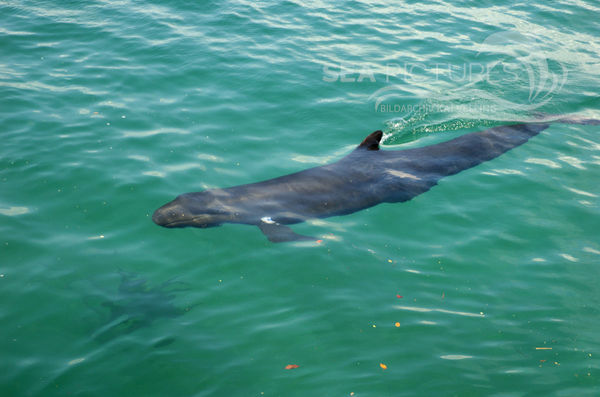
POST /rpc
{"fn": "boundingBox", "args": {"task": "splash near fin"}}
[258,219,315,243]
[357,130,383,151]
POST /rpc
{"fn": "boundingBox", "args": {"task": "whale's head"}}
[152,192,231,228]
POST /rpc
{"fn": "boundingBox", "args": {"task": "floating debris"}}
[285,364,299,370]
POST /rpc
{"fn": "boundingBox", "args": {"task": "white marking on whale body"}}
[260,217,275,224]
[211,189,231,198]
[386,169,421,180]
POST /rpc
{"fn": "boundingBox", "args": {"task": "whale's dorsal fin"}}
[357,130,383,151]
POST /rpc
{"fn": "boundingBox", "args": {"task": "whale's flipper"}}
[258,220,315,243]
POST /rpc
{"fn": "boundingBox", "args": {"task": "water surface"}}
[1,1,599,396]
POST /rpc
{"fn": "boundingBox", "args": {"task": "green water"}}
[1,1,599,396]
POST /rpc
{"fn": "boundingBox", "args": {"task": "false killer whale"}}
[153,118,598,242]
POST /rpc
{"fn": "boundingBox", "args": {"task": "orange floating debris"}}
[395,322,400,327]
[379,363,387,370]
[396,295,403,298]
[285,364,299,370]
[316,240,323,244]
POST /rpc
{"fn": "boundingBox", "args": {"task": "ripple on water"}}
[525,157,561,168]
[0,206,31,216]
[121,128,189,138]
[2,1,600,396]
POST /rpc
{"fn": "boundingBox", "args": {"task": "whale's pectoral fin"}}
[258,220,315,243]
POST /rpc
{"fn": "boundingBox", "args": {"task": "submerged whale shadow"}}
[87,271,192,343]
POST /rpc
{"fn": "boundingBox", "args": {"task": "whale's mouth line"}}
[159,216,216,228]
[172,219,210,227]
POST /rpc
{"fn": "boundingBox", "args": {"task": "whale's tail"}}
[393,114,599,200]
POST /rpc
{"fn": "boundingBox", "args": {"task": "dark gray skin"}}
[153,119,598,242]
